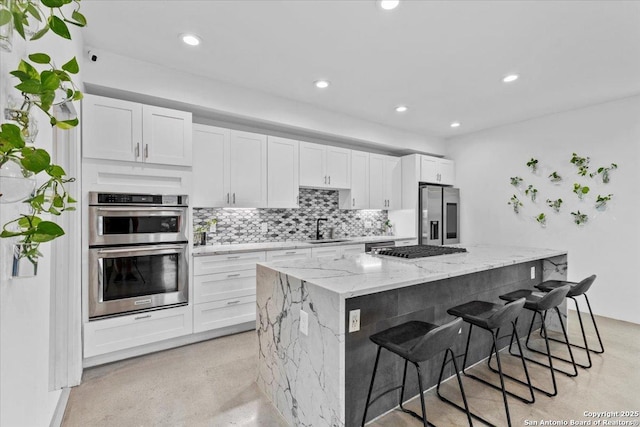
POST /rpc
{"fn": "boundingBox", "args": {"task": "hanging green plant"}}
[548,171,562,183]
[0,0,86,267]
[525,185,538,202]
[508,194,523,214]
[572,183,590,199]
[510,176,523,187]
[546,198,563,213]
[526,158,538,173]
[535,213,546,226]
[590,163,618,183]
[595,194,613,210]
[571,211,588,225]
[570,152,590,176]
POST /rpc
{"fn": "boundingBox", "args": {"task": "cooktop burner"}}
[377,245,467,259]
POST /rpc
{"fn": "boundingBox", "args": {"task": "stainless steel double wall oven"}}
[88,192,189,319]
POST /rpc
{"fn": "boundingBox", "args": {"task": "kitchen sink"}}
[305,239,351,244]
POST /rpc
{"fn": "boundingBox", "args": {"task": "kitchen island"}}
[256,245,567,427]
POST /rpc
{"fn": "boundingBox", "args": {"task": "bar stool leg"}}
[398,359,410,414]
[415,363,429,427]
[583,294,605,354]
[436,348,473,426]
[361,346,382,427]
[491,331,512,427]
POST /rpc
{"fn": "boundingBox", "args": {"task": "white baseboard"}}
[49,387,71,427]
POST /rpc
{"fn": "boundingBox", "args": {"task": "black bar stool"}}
[361,317,472,427]
[535,275,604,369]
[444,298,533,427]
[497,285,576,397]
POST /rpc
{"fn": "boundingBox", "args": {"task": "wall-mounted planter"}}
[548,171,562,183]
[508,194,523,213]
[571,211,588,225]
[0,0,13,52]
[12,244,38,277]
[0,158,36,204]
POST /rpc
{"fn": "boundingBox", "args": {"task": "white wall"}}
[447,96,640,324]
[82,49,446,156]
[0,23,84,426]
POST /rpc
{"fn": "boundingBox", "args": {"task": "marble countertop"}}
[192,235,416,256]
[257,244,567,298]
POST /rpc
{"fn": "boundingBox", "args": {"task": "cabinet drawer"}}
[193,295,256,333]
[311,246,341,260]
[266,248,311,261]
[84,305,193,358]
[194,270,256,304]
[194,251,266,275]
[342,244,365,255]
[396,239,418,247]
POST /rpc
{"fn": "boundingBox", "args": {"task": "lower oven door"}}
[89,243,188,319]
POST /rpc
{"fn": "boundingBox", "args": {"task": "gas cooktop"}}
[377,245,467,259]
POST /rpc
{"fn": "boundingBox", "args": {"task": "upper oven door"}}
[89,206,188,246]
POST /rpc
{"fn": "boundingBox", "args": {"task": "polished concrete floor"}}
[63,312,640,427]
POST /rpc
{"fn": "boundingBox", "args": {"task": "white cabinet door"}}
[420,155,439,183]
[326,146,351,189]
[349,150,369,209]
[192,125,230,207]
[369,154,386,209]
[384,156,402,209]
[267,136,299,208]
[299,141,326,187]
[229,131,267,208]
[82,94,142,162]
[438,159,455,185]
[194,270,256,304]
[193,295,256,333]
[142,105,192,166]
[311,246,342,260]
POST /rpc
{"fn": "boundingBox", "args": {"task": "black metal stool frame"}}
[536,275,604,369]
[361,319,473,427]
[442,298,534,427]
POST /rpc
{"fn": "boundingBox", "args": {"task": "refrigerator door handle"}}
[430,221,440,240]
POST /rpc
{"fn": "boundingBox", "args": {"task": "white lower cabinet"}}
[193,251,265,334]
[266,248,312,261]
[84,305,193,358]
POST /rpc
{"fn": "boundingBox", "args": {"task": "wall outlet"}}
[300,309,309,336]
[364,221,372,229]
[261,222,268,233]
[530,266,536,279]
[458,327,462,334]
[349,309,361,333]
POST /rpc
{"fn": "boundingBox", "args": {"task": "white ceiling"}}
[82,0,640,139]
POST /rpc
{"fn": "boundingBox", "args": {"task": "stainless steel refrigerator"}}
[419,185,460,246]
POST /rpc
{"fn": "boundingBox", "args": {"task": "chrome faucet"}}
[316,218,328,240]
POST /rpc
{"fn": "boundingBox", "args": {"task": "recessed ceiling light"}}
[450,122,461,128]
[180,33,201,46]
[314,80,330,89]
[378,0,400,10]
[395,105,408,113]
[503,74,519,83]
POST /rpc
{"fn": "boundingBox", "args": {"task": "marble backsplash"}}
[193,188,388,244]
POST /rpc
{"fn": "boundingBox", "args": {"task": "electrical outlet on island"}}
[349,309,360,333]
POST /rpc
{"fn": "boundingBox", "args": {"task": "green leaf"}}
[39,91,55,112]
[71,10,86,26]
[29,25,49,41]
[41,0,66,7]
[47,164,66,178]
[25,3,42,21]
[72,91,83,101]
[50,116,57,126]
[17,216,41,229]
[9,70,31,81]
[18,60,39,79]
[32,221,65,242]
[29,53,51,64]
[54,69,71,81]
[15,79,42,94]
[61,57,79,74]
[55,118,79,129]
[20,148,51,173]
[0,9,12,26]
[48,15,71,39]
[12,11,25,39]
[48,207,61,215]
[0,123,26,149]
[53,195,64,208]
[0,229,24,238]
[582,186,590,194]
[40,70,61,91]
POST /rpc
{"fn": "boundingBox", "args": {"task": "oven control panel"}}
[91,192,187,206]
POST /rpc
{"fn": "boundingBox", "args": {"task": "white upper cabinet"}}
[370,154,402,209]
[192,125,267,208]
[82,94,192,167]
[192,125,229,207]
[229,131,268,208]
[267,136,299,208]
[420,155,455,185]
[299,141,351,189]
[345,150,369,209]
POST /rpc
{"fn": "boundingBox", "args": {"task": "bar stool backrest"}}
[568,274,596,297]
[535,285,571,311]
[486,297,526,329]
[407,317,464,362]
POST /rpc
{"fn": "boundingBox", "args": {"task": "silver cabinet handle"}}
[135,143,140,158]
[227,300,240,305]
[227,255,240,259]
[352,198,355,207]
[135,314,151,320]
[227,273,241,278]
[328,176,331,184]
[233,193,236,204]
[227,193,230,204]
[285,251,296,255]
[144,144,149,158]
[324,176,327,184]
